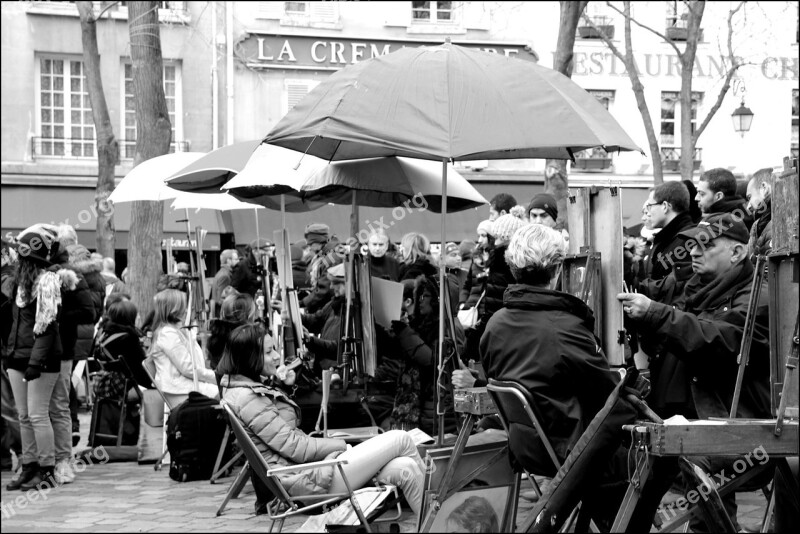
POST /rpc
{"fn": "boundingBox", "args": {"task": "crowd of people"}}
[0,165,795,531]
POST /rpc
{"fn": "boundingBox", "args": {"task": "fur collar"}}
[70,257,102,275]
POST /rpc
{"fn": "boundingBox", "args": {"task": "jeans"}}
[7,369,59,467]
[328,430,425,516]
[50,360,73,462]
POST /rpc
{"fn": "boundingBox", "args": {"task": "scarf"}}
[684,258,753,314]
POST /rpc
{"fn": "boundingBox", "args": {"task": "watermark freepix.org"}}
[1,446,110,519]
[657,444,770,521]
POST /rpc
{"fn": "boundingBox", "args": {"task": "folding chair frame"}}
[220,400,398,533]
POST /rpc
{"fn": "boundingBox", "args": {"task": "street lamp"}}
[731,100,754,137]
[731,78,754,137]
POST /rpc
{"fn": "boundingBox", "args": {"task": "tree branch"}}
[693,0,746,140]
[604,1,683,57]
[580,12,626,63]
[91,1,120,22]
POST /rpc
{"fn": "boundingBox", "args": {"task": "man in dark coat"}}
[695,168,753,229]
[635,181,696,417]
[745,167,774,258]
[481,224,619,477]
[618,212,771,531]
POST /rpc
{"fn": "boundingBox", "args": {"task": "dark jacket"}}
[231,257,260,297]
[748,198,772,258]
[706,196,753,230]
[481,245,515,318]
[71,256,104,359]
[302,295,344,370]
[1,264,15,356]
[98,321,153,389]
[647,212,695,281]
[480,285,619,476]
[398,257,437,282]
[459,259,486,309]
[369,254,401,282]
[635,259,771,419]
[6,266,77,373]
[58,268,97,362]
[221,374,346,496]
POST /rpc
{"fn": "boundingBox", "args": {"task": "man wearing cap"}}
[618,213,771,530]
[298,262,346,373]
[303,223,330,287]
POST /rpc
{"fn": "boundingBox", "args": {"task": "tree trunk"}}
[127,1,172,325]
[545,0,588,231]
[679,1,705,181]
[76,1,118,258]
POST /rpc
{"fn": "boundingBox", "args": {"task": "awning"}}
[1,185,227,251]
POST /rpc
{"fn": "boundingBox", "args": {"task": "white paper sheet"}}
[370,276,404,328]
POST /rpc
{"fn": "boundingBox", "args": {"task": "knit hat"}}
[444,242,459,256]
[490,206,528,243]
[476,219,493,236]
[326,262,346,282]
[527,193,558,222]
[304,223,330,246]
[17,223,60,267]
[459,239,476,261]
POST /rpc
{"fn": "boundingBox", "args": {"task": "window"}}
[412,1,454,23]
[574,91,615,169]
[36,57,95,158]
[283,79,320,116]
[284,1,307,15]
[792,89,799,159]
[661,91,703,171]
[660,91,703,146]
[121,62,183,159]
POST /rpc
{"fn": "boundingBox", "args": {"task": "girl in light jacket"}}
[219,323,425,516]
[149,289,218,405]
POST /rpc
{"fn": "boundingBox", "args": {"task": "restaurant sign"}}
[238,33,538,70]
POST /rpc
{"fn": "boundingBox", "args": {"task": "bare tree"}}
[584,1,747,183]
[76,1,120,258]
[546,0,589,231]
[127,1,172,324]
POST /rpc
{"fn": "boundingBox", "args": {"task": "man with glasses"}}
[643,182,695,281]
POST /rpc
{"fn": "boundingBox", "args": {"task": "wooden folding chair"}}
[487,378,594,533]
[219,400,399,533]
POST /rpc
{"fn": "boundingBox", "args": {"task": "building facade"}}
[2,1,798,266]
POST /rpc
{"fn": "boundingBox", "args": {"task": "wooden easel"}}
[566,186,626,365]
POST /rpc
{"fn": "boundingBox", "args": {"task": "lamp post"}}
[731,78,754,137]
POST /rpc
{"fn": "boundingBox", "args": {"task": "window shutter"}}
[256,1,284,19]
[284,80,320,115]
[310,1,338,22]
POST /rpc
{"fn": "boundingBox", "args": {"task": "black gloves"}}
[24,366,42,382]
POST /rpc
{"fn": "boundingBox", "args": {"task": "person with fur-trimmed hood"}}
[4,224,80,491]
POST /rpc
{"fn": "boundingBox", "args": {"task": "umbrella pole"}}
[350,189,359,244]
[281,194,286,229]
[437,158,447,446]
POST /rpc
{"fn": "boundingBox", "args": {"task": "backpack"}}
[166,391,230,482]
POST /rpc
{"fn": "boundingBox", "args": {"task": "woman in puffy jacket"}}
[219,323,425,516]
[5,224,74,491]
[149,289,219,404]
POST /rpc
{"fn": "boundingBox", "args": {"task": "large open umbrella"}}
[262,41,642,445]
[109,152,205,203]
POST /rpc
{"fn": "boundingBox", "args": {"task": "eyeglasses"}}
[643,201,664,212]
[419,293,435,301]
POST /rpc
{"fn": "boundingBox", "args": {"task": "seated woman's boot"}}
[6,462,40,490]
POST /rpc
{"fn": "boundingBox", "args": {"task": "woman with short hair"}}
[149,289,219,404]
[480,224,618,476]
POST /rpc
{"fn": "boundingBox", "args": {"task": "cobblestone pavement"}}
[1,411,769,532]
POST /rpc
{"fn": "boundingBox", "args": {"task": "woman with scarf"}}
[5,224,76,491]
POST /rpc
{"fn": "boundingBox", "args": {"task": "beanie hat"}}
[490,206,528,243]
[527,193,558,222]
[477,219,493,236]
[304,223,330,246]
[458,239,476,261]
[445,242,459,256]
[17,223,60,267]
